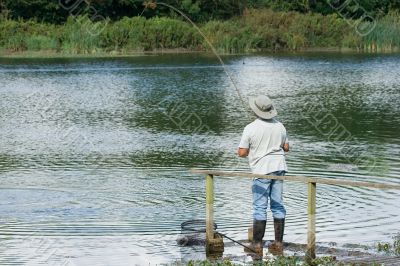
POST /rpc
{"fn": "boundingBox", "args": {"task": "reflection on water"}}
[0,53,400,265]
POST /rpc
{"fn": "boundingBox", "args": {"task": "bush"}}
[201,9,360,52]
[98,16,202,52]
[0,9,399,54]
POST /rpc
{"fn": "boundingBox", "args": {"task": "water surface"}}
[0,53,399,265]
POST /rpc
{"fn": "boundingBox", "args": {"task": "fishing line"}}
[143,2,258,254]
[143,1,251,115]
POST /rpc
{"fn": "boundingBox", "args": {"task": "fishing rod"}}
[216,232,258,254]
[180,219,259,254]
[143,1,265,256]
[142,1,251,117]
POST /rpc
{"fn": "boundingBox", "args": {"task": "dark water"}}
[0,53,399,265]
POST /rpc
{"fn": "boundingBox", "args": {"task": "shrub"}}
[0,9,399,54]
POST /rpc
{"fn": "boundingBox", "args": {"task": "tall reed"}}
[362,11,400,52]
[202,9,359,52]
[0,9,399,54]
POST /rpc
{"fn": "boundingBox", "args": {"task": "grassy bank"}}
[177,256,345,266]
[1,9,400,56]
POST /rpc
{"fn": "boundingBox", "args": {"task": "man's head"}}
[249,95,277,119]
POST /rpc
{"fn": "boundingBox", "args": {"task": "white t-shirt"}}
[239,118,288,174]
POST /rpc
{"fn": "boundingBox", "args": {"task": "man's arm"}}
[238,148,249,157]
[238,126,250,157]
[282,143,289,152]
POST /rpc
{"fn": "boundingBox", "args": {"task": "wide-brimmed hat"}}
[249,95,277,119]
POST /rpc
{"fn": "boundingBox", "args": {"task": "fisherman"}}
[238,95,289,256]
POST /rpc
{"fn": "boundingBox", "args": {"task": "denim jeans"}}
[252,170,286,221]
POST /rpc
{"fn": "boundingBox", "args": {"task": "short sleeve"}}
[239,127,250,149]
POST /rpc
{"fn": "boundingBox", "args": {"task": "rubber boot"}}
[269,218,285,256]
[244,220,266,257]
[253,219,266,253]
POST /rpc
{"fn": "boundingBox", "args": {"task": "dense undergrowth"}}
[1,9,399,55]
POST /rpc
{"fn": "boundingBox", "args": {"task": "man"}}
[238,95,289,256]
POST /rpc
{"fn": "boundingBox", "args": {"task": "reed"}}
[361,11,400,52]
[0,9,399,55]
[202,9,358,52]
[60,16,104,54]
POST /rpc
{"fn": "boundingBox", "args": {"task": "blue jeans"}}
[252,170,286,221]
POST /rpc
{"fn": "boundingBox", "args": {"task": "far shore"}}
[1,47,400,59]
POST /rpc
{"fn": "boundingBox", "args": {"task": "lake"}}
[0,53,399,265]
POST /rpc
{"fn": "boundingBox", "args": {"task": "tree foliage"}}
[1,0,400,23]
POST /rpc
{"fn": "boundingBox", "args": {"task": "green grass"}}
[25,35,58,50]
[174,256,340,266]
[0,9,399,55]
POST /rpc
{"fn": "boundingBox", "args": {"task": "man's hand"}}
[238,148,249,157]
[282,143,289,152]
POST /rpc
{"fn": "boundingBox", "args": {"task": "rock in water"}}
[176,235,206,246]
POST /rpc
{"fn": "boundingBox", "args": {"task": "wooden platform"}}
[191,169,400,260]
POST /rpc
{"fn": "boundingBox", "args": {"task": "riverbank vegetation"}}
[182,256,338,266]
[1,2,400,55]
[179,234,400,265]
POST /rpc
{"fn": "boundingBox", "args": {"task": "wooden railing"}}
[191,169,400,260]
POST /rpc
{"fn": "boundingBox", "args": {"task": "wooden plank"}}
[206,174,214,241]
[306,182,317,260]
[191,169,400,190]
[193,169,309,183]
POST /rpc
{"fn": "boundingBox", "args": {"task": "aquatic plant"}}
[377,242,391,253]
[362,11,400,52]
[376,233,400,256]
[393,233,400,256]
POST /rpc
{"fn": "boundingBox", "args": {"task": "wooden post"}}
[206,174,214,241]
[190,169,400,260]
[205,174,224,256]
[306,182,317,261]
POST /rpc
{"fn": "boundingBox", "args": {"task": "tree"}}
[0,0,399,23]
